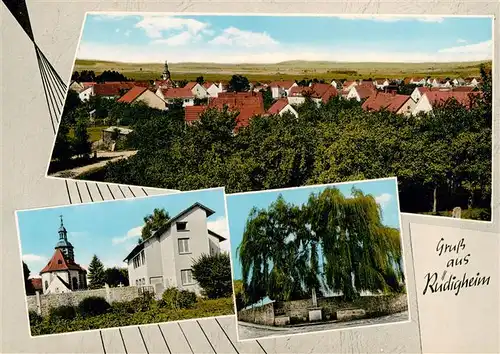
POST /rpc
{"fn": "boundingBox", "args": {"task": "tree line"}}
[238,188,404,306]
[71,70,131,83]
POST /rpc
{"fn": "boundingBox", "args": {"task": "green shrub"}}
[161,287,197,309]
[191,253,233,299]
[28,310,43,325]
[178,290,197,309]
[78,296,110,318]
[49,305,77,321]
[110,301,136,314]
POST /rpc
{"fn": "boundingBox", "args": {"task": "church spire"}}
[55,215,74,262]
[162,60,171,81]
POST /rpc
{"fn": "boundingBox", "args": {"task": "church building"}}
[39,216,87,294]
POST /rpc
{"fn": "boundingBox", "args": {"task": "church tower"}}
[162,60,171,81]
[55,215,75,262]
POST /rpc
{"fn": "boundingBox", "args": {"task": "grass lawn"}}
[30,297,234,336]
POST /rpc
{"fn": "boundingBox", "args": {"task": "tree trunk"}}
[432,186,437,213]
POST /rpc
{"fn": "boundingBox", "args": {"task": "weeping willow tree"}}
[238,187,404,305]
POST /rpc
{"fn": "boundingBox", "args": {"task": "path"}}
[50,150,138,178]
[238,310,409,340]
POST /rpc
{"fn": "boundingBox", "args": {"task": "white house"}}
[330,80,338,89]
[468,78,480,87]
[267,98,299,118]
[156,88,195,107]
[373,79,390,90]
[346,85,377,102]
[410,87,432,103]
[39,217,87,294]
[124,203,227,295]
[410,78,426,86]
[117,86,167,110]
[412,91,478,115]
[269,81,298,99]
[204,82,224,98]
[79,86,93,101]
[184,82,208,99]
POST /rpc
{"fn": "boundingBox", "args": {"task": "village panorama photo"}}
[47,13,494,222]
[226,177,409,341]
[15,187,235,336]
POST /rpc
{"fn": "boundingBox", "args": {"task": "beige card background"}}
[1,1,499,353]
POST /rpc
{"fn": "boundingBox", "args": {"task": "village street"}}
[238,311,410,340]
[51,150,138,178]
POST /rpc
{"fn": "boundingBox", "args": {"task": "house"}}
[410,78,426,86]
[362,91,416,116]
[39,216,87,294]
[467,78,480,87]
[156,88,195,107]
[342,80,358,92]
[439,79,452,88]
[184,82,209,99]
[452,78,466,86]
[346,84,377,102]
[330,80,338,89]
[269,81,298,99]
[184,92,265,130]
[410,86,431,103]
[374,78,390,89]
[288,83,338,105]
[267,98,299,118]
[123,203,226,295]
[203,82,224,98]
[117,86,167,110]
[69,81,85,93]
[412,91,480,115]
[79,82,136,101]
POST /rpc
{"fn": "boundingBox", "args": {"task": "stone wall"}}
[237,302,275,326]
[27,286,141,316]
[243,294,408,325]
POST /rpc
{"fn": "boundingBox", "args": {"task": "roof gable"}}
[117,86,148,103]
[40,249,86,274]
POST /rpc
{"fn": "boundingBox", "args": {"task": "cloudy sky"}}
[17,188,229,277]
[76,14,493,64]
[226,178,401,280]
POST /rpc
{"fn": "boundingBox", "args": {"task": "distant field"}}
[74,59,491,82]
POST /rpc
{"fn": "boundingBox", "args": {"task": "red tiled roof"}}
[424,91,481,107]
[451,86,475,92]
[208,92,265,129]
[362,92,411,113]
[30,278,43,291]
[161,88,195,99]
[93,82,135,97]
[269,80,296,89]
[185,105,208,123]
[267,98,289,115]
[117,86,148,103]
[202,82,213,89]
[184,82,198,90]
[40,249,86,274]
[354,85,377,100]
[82,82,96,89]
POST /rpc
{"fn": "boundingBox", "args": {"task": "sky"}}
[17,188,229,278]
[75,14,493,64]
[226,178,402,281]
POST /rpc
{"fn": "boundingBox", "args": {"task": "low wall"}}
[243,294,408,325]
[237,302,275,326]
[27,286,141,316]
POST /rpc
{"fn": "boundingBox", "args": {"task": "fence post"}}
[105,283,112,303]
[35,291,42,315]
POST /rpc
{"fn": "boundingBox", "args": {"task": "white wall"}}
[346,87,360,101]
[206,84,222,98]
[79,87,92,101]
[159,228,177,288]
[410,88,423,103]
[127,250,148,286]
[191,84,208,99]
[412,94,433,115]
[137,90,167,110]
[279,104,299,118]
[287,96,305,105]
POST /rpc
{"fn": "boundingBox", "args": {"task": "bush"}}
[191,253,233,299]
[110,301,136,314]
[78,296,110,318]
[49,305,77,321]
[161,287,197,309]
[28,310,43,325]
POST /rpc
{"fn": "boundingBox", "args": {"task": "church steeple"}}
[55,215,75,262]
[162,60,171,81]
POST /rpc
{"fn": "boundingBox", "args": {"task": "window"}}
[181,269,194,285]
[44,281,48,290]
[57,260,62,264]
[176,222,188,231]
[72,277,78,290]
[140,250,145,265]
[178,238,190,254]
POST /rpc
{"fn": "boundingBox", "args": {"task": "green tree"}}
[228,75,250,92]
[191,252,233,299]
[73,118,92,158]
[51,120,74,162]
[141,208,170,242]
[23,262,36,295]
[260,88,274,110]
[88,255,106,289]
[104,267,129,287]
[196,76,205,84]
